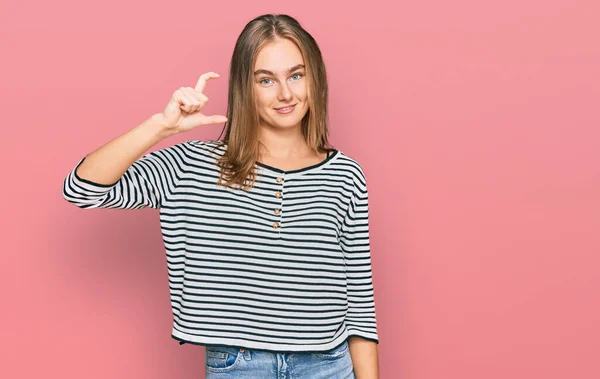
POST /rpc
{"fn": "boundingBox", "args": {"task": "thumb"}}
[182,114,228,128]
[208,115,228,124]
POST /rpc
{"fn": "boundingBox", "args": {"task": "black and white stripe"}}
[63,140,379,353]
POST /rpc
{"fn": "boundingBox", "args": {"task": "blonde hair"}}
[214,13,334,190]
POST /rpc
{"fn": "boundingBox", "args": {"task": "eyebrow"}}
[254,64,305,76]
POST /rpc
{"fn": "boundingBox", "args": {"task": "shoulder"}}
[186,139,225,153]
[183,139,227,160]
[143,140,225,170]
[334,150,367,186]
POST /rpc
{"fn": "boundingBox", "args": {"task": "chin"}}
[271,119,302,129]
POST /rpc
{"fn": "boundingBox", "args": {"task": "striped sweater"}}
[62,140,379,353]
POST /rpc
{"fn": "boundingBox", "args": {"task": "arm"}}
[349,337,379,379]
[62,113,184,209]
[64,71,228,209]
[340,165,380,378]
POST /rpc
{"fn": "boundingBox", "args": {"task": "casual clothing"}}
[62,140,379,353]
[205,339,355,378]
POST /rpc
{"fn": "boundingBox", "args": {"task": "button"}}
[276,176,283,183]
[274,208,281,215]
[272,222,280,228]
[275,191,282,198]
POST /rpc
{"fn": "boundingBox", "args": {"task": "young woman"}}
[63,13,379,379]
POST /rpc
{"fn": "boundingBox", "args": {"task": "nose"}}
[278,82,293,102]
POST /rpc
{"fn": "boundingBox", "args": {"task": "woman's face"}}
[253,38,309,131]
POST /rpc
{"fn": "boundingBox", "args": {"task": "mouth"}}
[274,104,297,114]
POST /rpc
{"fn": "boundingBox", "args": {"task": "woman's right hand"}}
[160,71,228,133]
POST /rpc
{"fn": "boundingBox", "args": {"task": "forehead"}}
[254,38,304,71]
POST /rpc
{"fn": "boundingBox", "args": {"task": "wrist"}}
[146,113,178,140]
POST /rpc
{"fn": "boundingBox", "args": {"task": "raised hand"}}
[160,72,228,133]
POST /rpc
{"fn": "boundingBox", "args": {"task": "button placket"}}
[272,175,285,232]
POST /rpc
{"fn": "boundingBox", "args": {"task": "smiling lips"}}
[274,104,296,114]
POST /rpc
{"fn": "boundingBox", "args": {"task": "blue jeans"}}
[205,339,356,378]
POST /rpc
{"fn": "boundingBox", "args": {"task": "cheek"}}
[256,90,275,107]
[254,97,268,113]
[295,82,308,100]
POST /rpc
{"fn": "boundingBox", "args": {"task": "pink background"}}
[1,0,599,378]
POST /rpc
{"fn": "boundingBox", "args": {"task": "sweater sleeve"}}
[340,165,380,344]
[62,142,187,210]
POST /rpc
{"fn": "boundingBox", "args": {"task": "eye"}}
[291,73,303,80]
[260,78,273,85]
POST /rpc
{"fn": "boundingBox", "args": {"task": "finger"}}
[173,91,188,112]
[182,87,203,112]
[186,87,208,104]
[193,90,209,103]
[195,72,220,93]
[178,88,197,112]
[206,115,228,124]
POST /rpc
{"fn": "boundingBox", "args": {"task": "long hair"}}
[214,13,333,190]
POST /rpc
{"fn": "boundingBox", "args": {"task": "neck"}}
[257,122,310,159]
